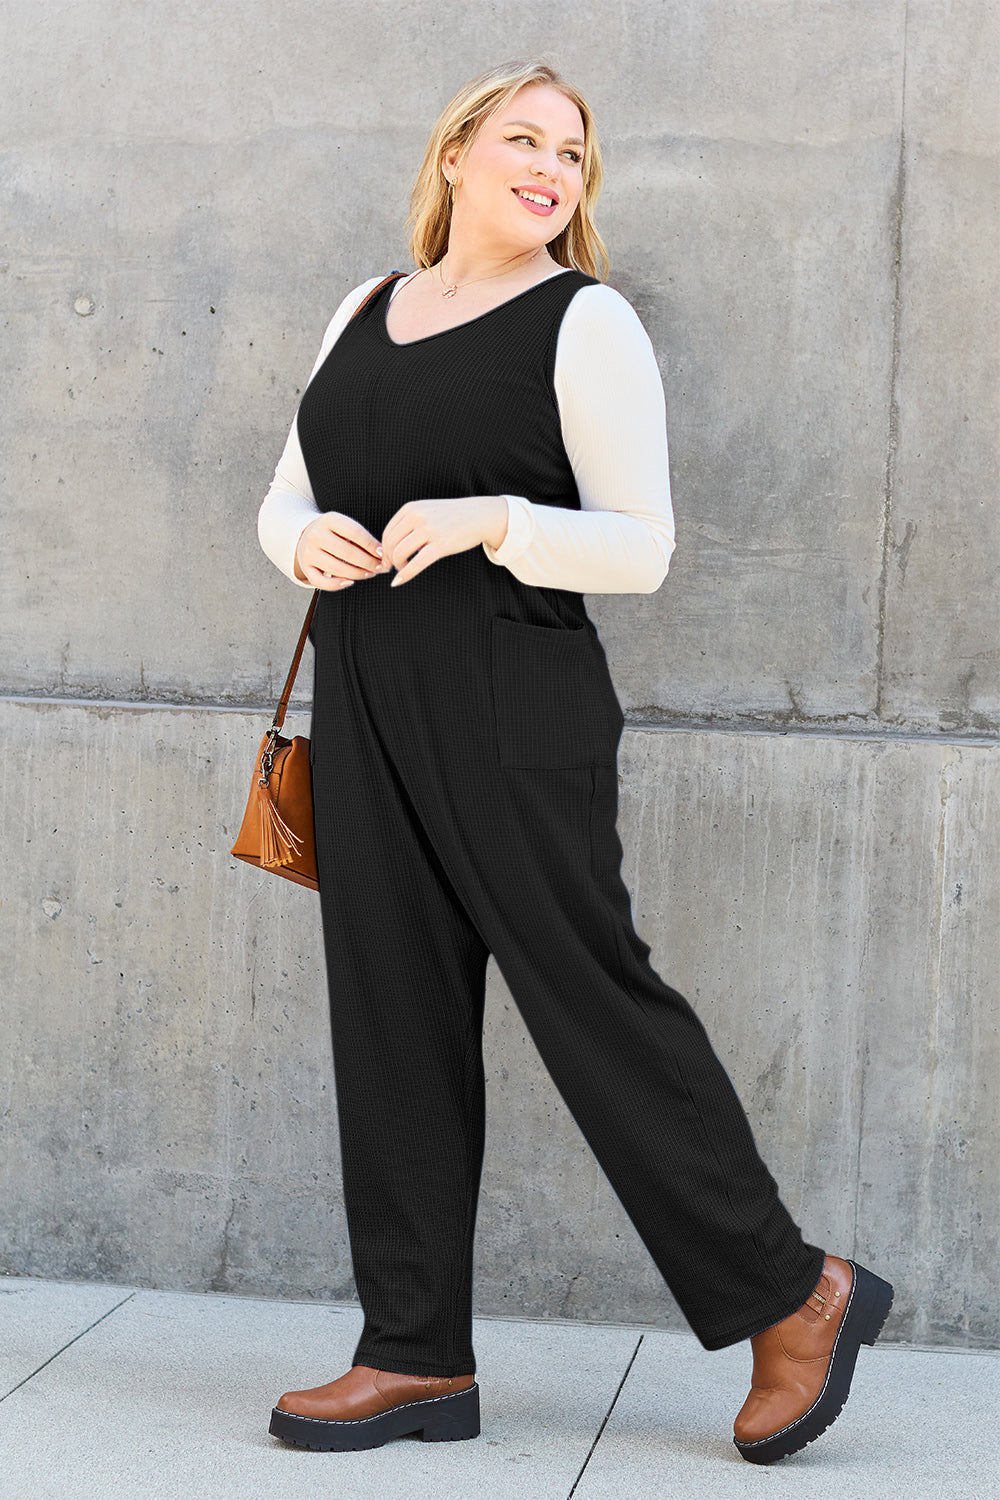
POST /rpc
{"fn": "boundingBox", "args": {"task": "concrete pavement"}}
[1,1275,996,1499]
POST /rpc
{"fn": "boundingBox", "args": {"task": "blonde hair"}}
[407,61,609,281]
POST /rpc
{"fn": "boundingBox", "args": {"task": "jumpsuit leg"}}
[464,762,827,1350]
[312,662,490,1379]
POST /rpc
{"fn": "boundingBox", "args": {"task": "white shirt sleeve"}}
[482,282,675,593]
[257,275,675,594]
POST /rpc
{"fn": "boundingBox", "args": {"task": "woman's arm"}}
[482,283,676,593]
[256,277,386,587]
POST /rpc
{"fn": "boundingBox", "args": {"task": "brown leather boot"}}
[268,1364,480,1451]
[733,1253,893,1464]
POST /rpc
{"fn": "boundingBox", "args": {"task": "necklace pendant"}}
[441,284,458,299]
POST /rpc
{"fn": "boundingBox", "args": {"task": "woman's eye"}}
[506,135,581,163]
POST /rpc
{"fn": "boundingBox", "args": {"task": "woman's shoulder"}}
[310,274,399,363]
[321,275,392,334]
[559,278,657,359]
[565,278,647,325]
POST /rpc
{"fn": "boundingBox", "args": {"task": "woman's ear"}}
[441,147,460,185]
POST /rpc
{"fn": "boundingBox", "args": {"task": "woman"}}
[255,60,893,1465]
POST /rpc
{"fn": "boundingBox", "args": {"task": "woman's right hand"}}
[294,512,389,589]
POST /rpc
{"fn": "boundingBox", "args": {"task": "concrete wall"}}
[2,1,997,1346]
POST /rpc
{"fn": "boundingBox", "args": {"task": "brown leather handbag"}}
[231,592,321,889]
[230,270,406,891]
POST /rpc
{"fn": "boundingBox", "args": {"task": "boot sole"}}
[268,1382,480,1452]
[734,1259,894,1466]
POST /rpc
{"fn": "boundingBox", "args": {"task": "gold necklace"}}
[436,247,544,299]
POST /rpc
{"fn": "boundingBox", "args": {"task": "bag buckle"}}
[259,725,281,786]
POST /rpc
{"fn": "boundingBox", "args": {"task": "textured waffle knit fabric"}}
[258,269,675,594]
[290,270,825,1376]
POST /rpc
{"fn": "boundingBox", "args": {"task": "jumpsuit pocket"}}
[490,615,625,769]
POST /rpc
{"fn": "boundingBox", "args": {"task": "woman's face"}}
[444,83,586,254]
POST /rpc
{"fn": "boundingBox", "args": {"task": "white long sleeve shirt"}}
[257,271,676,594]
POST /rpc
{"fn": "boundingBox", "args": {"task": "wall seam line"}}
[875,0,910,721]
[1,692,997,748]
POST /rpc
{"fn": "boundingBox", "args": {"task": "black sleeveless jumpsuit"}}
[295,270,824,1379]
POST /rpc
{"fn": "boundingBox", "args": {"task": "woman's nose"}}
[531,151,559,180]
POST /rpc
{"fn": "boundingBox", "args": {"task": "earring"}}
[448,178,455,205]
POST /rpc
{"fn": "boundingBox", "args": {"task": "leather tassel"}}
[256,777,304,870]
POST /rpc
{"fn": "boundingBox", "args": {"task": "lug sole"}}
[268,1381,480,1452]
[734,1260,894,1466]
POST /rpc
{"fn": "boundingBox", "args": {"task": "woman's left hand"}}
[381,497,509,587]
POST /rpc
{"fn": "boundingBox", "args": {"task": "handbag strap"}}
[270,590,319,732]
[269,269,408,734]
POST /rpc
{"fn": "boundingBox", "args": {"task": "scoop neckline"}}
[379,266,579,348]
